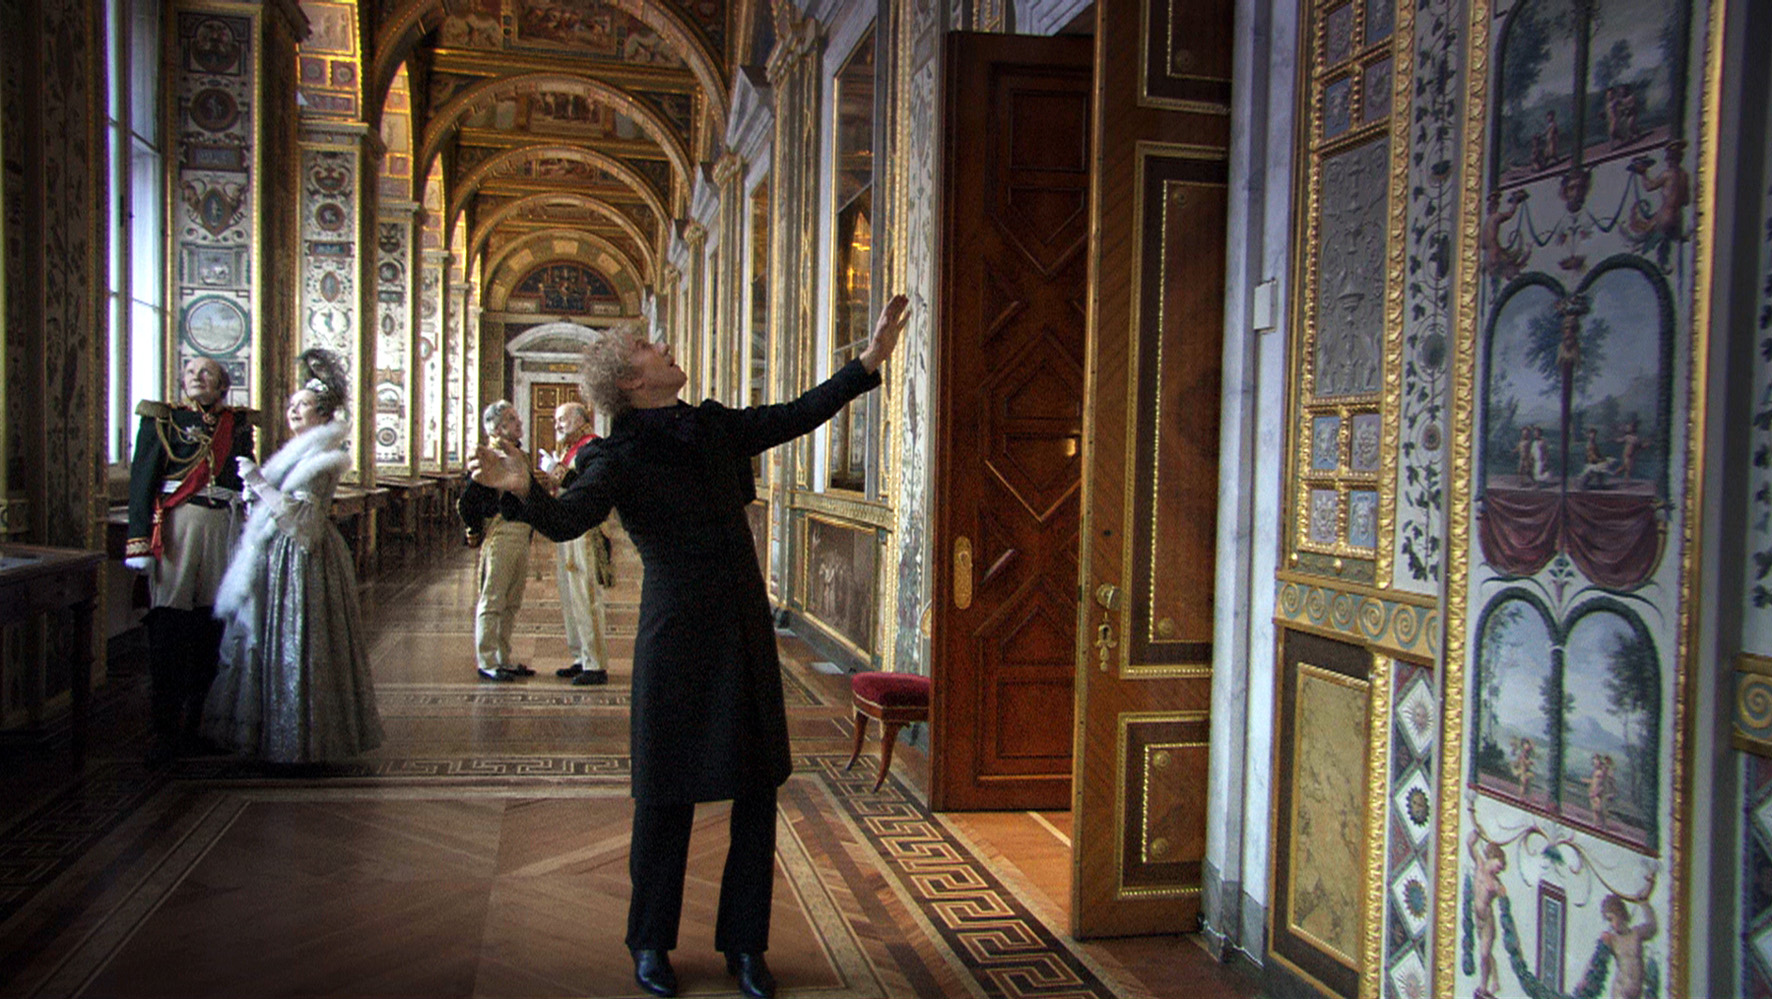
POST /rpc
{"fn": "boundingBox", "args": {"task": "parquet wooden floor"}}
[0,526,1259,999]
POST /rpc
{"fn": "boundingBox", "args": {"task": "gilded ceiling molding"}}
[712,151,745,185]
[416,71,693,193]
[682,219,708,245]
[468,192,656,280]
[369,0,729,141]
[447,144,668,233]
[482,228,646,312]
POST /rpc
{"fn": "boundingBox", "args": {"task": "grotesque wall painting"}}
[1453,0,1710,992]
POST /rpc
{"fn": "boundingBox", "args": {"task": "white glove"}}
[538,450,558,474]
[124,555,154,573]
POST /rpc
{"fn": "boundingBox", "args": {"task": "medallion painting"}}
[1447,0,1713,992]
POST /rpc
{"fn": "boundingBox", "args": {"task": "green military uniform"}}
[127,398,256,757]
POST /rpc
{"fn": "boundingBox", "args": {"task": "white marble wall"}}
[1205,0,1299,962]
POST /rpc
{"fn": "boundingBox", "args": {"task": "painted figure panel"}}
[1313,139,1388,399]
[806,518,878,657]
[1473,594,1557,809]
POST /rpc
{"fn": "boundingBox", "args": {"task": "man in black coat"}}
[469,294,907,998]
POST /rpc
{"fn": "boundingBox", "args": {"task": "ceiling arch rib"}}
[470,192,656,280]
[370,0,729,150]
[484,229,647,314]
[449,144,667,238]
[419,72,694,198]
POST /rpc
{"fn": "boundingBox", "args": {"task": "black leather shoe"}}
[572,668,608,686]
[555,662,584,678]
[725,952,776,998]
[503,662,536,677]
[476,665,515,682]
[632,949,677,997]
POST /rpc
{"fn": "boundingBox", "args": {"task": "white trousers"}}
[555,532,609,670]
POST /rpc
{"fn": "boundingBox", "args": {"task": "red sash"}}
[151,408,236,557]
[558,430,598,468]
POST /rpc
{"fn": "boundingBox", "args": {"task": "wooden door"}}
[1071,0,1233,937]
[528,382,576,468]
[931,32,1093,812]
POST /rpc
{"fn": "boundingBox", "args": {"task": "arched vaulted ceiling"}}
[470,192,656,280]
[418,72,695,202]
[366,0,742,313]
[484,229,647,313]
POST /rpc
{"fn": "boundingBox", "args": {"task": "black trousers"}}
[146,607,223,747]
[626,788,777,954]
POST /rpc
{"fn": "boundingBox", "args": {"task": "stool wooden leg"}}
[874,721,905,792]
[846,711,870,771]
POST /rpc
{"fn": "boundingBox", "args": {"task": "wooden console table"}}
[0,543,104,752]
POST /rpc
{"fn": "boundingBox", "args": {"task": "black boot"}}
[144,609,188,764]
[631,949,677,997]
[725,952,776,998]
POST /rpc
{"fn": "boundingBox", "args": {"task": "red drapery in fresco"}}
[1478,487,1662,588]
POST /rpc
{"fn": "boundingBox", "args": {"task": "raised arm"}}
[501,443,620,542]
[727,294,907,455]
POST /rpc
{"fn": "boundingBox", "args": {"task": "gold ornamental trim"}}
[787,488,894,530]
[1670,1,1732,983]
[1115,711,1209,899]
[1432,0,1490,984]
[1360,654,1394,999]
[1275,577,1439,661]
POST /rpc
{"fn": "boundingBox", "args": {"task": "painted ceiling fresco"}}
[365,0,729,305]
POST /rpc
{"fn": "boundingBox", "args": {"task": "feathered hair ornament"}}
[297,347,349,418]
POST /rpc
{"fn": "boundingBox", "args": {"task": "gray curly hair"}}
[482,399,515,436]
[580,321,647,421]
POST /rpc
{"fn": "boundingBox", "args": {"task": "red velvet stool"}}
[845,671,932,791]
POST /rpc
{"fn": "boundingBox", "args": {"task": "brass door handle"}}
[1094,581,1120,671]
[954,536,974,609]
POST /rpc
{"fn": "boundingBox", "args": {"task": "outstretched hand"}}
[859,294,910,373]
[469,440,533,498]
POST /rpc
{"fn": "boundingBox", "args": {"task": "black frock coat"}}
[505,359,881,803]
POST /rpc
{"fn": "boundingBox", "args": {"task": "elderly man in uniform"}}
[458,400,537,682]
[542,400,613,686]
[124,355,256,764]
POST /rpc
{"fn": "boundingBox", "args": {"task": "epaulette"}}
[135,400,172,419]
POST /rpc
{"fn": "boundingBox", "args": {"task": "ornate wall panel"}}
[1439,0,1724,992]
[888,0,940,676]
[174,10,259,406]
[419,249,446,469]
[1737,78,1772,995]
[298,0,362,118]
[1391,0,1465,593]
[297,140,370,453]
[374,213,413,468]
[0,0,103,551]
[1269,629,1389,999]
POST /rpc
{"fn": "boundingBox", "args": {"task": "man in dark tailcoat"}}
[469,294,908,999]
[124,355,255,764]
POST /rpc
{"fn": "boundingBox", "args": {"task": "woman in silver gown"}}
[202,349,382,762]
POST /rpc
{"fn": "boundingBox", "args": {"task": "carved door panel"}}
[528,382,574,468]
[1072,0,1233,937]
[931,32,1093,812]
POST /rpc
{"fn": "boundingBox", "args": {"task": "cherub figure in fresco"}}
[1606,86,1641,149]
[1627,141,1692,271]
[1509,735,1537,798]
[1615,418,1649,479]
[1515,425,1537,485]
[1481,189,1531,283]
[1587,752,1618,830]
[1580,426,1618,490]
[1468,829,1509,996]
[1599,887,1658,999]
